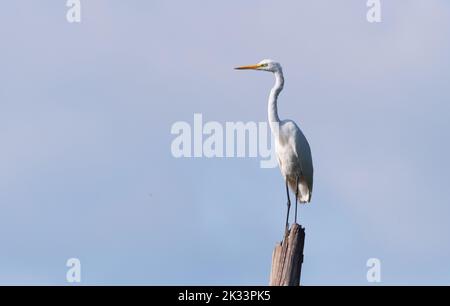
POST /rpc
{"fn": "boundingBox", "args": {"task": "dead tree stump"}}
[269,223,305,286]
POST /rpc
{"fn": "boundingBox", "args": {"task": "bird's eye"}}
[260,63,268,67]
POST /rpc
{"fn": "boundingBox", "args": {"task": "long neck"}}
[268,69,284,133]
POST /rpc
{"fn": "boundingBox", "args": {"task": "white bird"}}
[235,59,314,230]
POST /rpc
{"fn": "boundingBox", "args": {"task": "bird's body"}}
[236,59,313,227]
[276,119,313,203]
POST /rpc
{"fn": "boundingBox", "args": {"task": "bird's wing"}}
[285,120,314,195]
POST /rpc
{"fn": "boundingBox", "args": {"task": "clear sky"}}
[1,1,449,285]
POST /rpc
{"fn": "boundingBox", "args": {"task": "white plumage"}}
[236,59,314,228]
[277,119,313,203]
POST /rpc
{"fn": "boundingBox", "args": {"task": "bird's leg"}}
[285,180,291,234]
[295,176,299,224]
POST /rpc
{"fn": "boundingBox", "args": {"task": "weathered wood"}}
[269,223,305,286]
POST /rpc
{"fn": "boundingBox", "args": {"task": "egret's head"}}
[235,59,282,73]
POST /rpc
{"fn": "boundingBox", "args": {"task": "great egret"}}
[235,59,314,230]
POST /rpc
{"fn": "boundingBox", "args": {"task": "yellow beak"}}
[234,64,261,70]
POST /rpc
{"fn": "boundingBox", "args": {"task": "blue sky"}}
[1,1,450,285]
